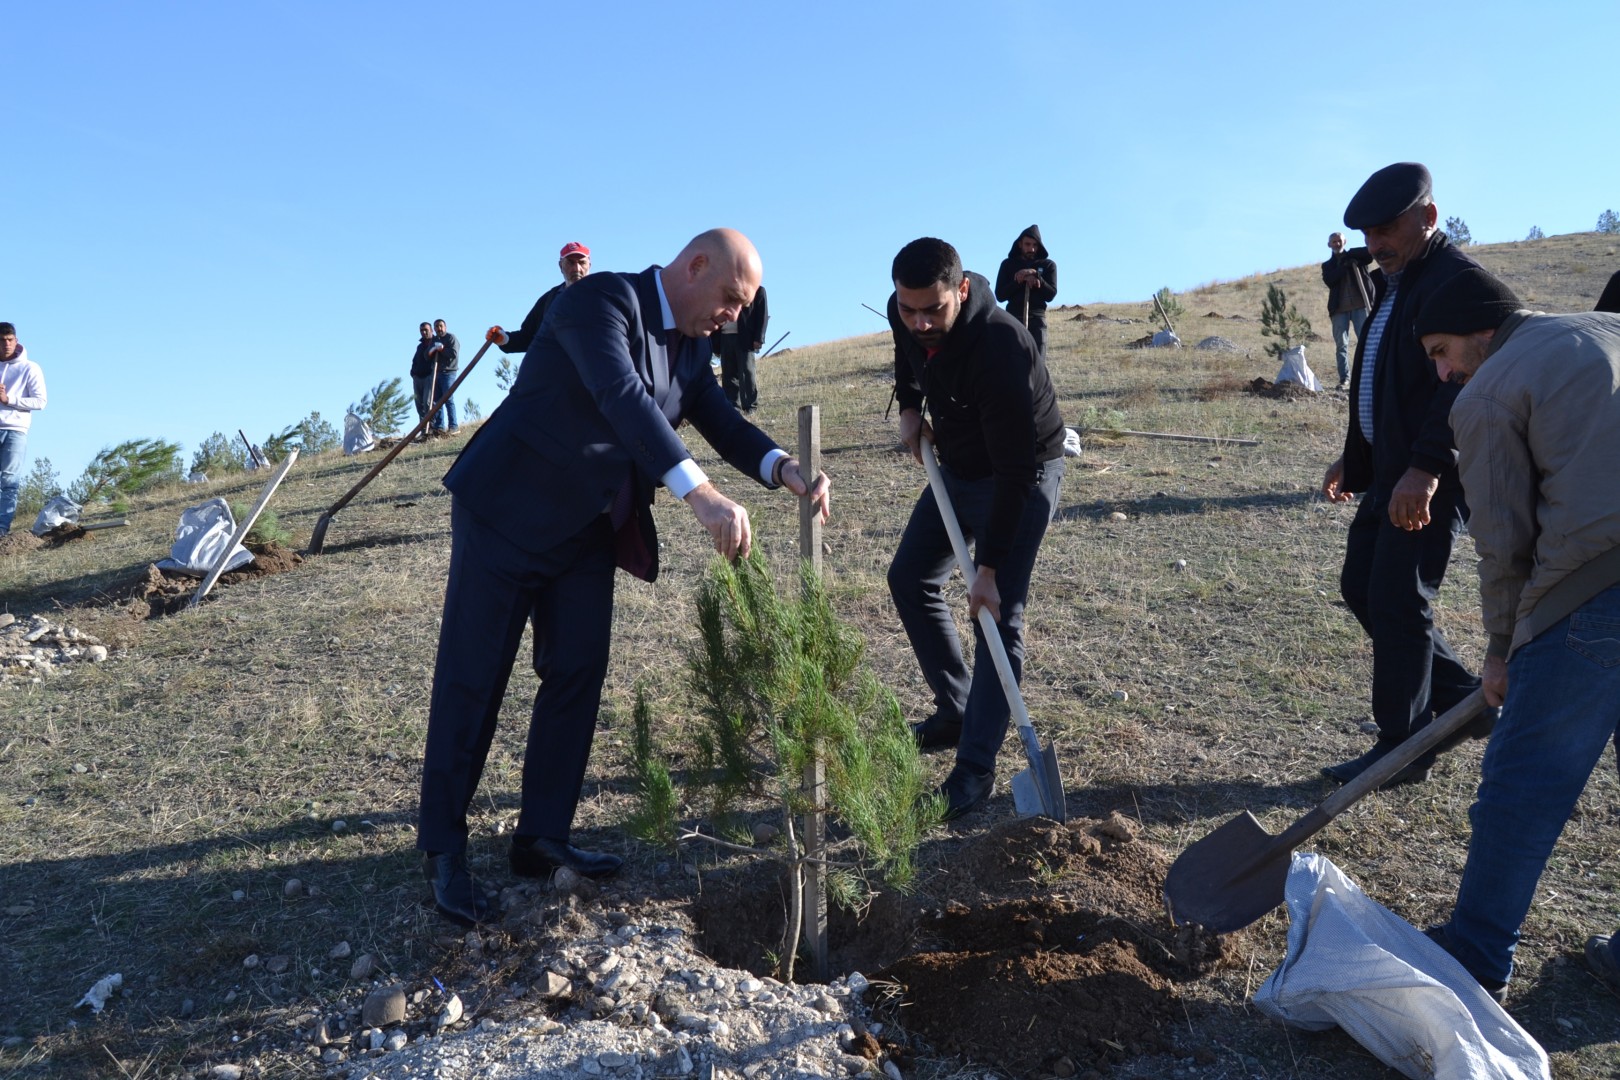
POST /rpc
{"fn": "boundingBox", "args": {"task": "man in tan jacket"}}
[1412,266,1620,1001]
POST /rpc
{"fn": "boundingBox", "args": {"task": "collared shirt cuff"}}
[760,449,788,488]
[662,459,708,500]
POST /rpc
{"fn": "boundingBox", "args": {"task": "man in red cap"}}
[488,242,592,355]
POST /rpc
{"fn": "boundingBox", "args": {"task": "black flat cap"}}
[1344,162,1433,230]
[1414,267,1522,339]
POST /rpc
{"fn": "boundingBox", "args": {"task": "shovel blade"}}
[1010,769,1043,818]
[1011,729,1066,821]
[1163,810,1292,933]
[307,512,334,556]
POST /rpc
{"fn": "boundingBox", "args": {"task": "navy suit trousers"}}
[887,459,1064,772]
[417,498,617,853]
[1339,482,1479,743]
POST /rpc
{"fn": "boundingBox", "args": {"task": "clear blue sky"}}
[5,1,1615,484]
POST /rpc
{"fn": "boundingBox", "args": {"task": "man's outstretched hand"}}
[684,482,752,561]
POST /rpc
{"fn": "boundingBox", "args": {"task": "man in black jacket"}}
[888,237,1066,819]
[1321,231,1375,388]
[410,321,438,424]
[994,226,1057,357]
[1320,162,1489,787]
[718,284,768,411]
[487,241,593,356]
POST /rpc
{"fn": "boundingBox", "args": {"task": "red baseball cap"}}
[559,242,590,259]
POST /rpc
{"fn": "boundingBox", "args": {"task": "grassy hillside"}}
[3,231,1618,1078]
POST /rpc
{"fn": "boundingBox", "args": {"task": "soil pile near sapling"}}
[0,529,46,557]
[1246,377,1317,399]
[693,814,1240,1079]
[97,540,305,618]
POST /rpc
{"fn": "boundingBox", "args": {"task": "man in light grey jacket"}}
[1411,266,1620,1001]
[0,322,48,535]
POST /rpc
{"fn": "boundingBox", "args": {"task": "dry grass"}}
[3,232,1619,1078]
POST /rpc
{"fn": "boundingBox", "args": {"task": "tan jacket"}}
[1450,310,1620,657]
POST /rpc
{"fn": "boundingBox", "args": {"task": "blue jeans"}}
[1331,308,1367,385]
[1440,584,1620,986]
[0,428,26,534]
[432,370,458,431]
[887,458,1064,772]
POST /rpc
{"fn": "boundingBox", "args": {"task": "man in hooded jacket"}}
[888,237,1066,820]
[994,226,1058,357]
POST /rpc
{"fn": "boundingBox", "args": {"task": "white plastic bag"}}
[1151,329,1181,348]
[154,498,253,577]
[1276,345,1321,392]
[31,495,81,535]
[1062,427,1083,458]
[343,411,377,456]
[1255,854,1548,1080]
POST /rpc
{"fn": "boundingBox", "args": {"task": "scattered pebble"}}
[1111,690,1129,703]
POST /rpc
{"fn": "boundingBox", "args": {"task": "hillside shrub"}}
[1598,209,1620,234]
[1259,283,1312,359]
[1445,216,1473,246]
[191,432,250,478]
[1525,225,1545,242]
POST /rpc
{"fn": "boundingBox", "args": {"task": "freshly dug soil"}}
[693,815,1240,1079]
[1245,377,1316,399]
[98,540,304,618]
[0,529,46,557]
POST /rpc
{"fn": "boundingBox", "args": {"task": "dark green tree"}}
[15,457,63,524]
[1151,286,1186,322]
[297,412,340,454]
[349,378,412,436]
[1445,216,1472,246]
[1525,225,1545,242]
[1259,283,1313,359]
[190,432,250,478]
[1598,209,1619,234]
[69,438,184,509]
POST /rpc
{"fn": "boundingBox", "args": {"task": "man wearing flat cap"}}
[1319,162,1492,787]
[1410,267,1620,1001]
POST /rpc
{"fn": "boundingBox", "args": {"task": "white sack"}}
[1062,427,1083,458]
[343,411,377,456]
[76,972,122,1013]
[1255,854,1548,1080]
[1151,329,1181,348]
[1275,345,1321,391]
[31,495,81,535]
[154,498,253,577]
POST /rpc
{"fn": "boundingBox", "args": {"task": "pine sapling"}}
[1259,283,1312,359]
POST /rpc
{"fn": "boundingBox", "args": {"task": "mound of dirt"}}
[1245,377,1316,399]
[98,541,304,618]
[693,815,1238,1079]
[0,530,45,557]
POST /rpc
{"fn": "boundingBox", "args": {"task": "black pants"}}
[417,500,618,853]
[1339,483,1479,743]
[1027,317,1047,358]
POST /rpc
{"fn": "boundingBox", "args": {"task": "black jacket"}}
[410,338,438,378]
[501,282,568,355]
[1341,231,1481,494]
[889,272,1065,569]
[994,225,1058,322]
[736,285,768,347]
[1321,250,1375,315]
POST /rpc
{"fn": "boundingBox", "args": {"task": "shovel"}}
[1164,687,1487,932]
[919,435,1066,821]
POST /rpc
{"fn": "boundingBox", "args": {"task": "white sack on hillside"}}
[1151,329,1181,348]
[31,495,81,535]
[76,972,122,1013]
[1276,346,1321,392]
[1255,854,1549,1080]
[344,412,377,456]
[155,498,253,577]
[1063,427,1083,457]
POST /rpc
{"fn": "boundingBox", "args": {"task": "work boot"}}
[910,713,963,752]
[1424,923,1507,1003]
[1585,934,1620,994]
[936,761,994,821]
[1321,740,1400,784]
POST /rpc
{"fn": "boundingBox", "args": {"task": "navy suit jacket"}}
[444,266,780,580]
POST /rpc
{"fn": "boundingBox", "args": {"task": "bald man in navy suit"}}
[417,229,830,925]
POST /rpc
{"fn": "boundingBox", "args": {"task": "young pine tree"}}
[1258,283,1312,359]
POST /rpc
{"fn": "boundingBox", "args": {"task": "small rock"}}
[384,1030,408,1051]
[435,992,463,1029]
[320,1047,344,1064]
[674,1045,694,1074]
[883,1061,903,1080]
[70,763,87,774]
[179,998,195,1018]
[349,954,378,980]
[737,977,762,994]
[231,890,245,902]
[310,1019,333,1047]
[263,954,290,975]
[840,1056,870,1076]
[845,971,869,995]
[1111,690,1129,703]
[554,866,583,893]
[599,1051,635,1068]
[282,878,303,898]
[1053,1056,1077,1078]
[581,1058,604,1076]
[812,993,839,1015]
[368,1028,386,1051]
[328,941,351,960]
[331,820,347,833]
[539,971,573,998]
[1172,558,1188,572]
[362,985,407,1028]
[86,645,109,663]
[1109,511,1128,523]
[210,1066,244,1080]
[750,822,780,845]
[242,954,261,969]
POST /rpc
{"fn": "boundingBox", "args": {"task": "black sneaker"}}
[937,761,994,821]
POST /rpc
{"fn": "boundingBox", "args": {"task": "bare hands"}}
[898,408,935,465]
[779,460,831,524]
[684,482,751,561]
[1482,653,1508,708]
[1321,456,1352,502]
[969,565,1001,623]
[1388,467,1439,531]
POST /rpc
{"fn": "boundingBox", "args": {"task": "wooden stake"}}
[797,404,829,982]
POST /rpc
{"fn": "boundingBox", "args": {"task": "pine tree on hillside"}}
[1445,216,1473,246]
[69,439,184,509]
[1259,283,1312,360]
[350,378,412,436]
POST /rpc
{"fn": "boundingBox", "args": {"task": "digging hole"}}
[692,814,1239,1077]
[96,540,305,619]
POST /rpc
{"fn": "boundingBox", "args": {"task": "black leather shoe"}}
[1321,740,1400,784]
[937,761,995,822]
[910,715,963,752]
[510,836,623,880]
[422,852,494,927]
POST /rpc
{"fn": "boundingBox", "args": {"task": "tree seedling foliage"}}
[350,378,412,437]
[1258,283,1312,359]
[69,438,184,511]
